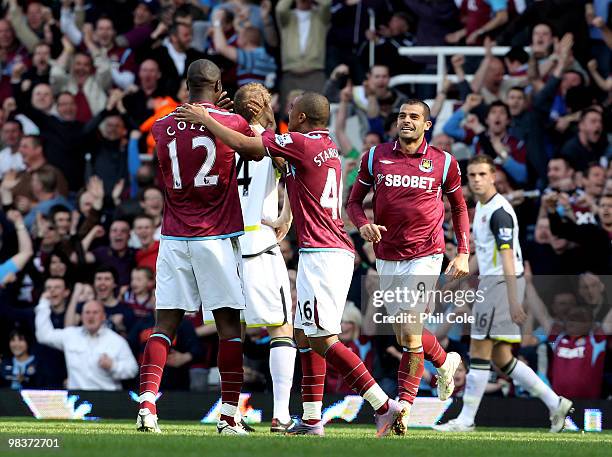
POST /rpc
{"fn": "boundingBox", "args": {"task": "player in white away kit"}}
[204,83,297,432]
[434,155,573,433]
[176,92,407,437]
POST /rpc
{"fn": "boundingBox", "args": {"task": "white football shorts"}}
[294,249,354,337]
[155,237,245,313]
[375,254,443,317]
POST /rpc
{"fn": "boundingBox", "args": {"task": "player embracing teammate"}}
[176,92,408,437]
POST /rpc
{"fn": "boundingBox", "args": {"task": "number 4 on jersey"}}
[320,168,342,220]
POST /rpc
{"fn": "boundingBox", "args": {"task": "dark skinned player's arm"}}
[175,105,266,161]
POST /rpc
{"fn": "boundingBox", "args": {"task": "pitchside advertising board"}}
[0,389,608,431]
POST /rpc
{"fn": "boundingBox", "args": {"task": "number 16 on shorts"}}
[299,299,315,327]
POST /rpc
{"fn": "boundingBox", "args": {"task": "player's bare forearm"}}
[175,104,265,160]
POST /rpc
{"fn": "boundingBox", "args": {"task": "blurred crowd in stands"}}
[0,0,611,403]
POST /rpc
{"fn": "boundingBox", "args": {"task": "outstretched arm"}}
[175,104,265,161]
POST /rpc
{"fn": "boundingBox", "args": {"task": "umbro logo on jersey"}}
[274,133,293,147]
[380,160,395,164]
[419,158,433,173]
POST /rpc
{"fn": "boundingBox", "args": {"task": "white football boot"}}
[549,397,574,433]
[436,352,462,401]
[217,419,249,435]
[136,408,161,433]
[433,418,475,432]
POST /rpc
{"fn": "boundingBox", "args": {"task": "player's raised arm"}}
[175,103,266,161]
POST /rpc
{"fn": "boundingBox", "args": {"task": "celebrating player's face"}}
[467,163,496,197]
[396,104,430,142]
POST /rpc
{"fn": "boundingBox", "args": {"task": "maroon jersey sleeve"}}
[346,151,374,229]
[443,154,469,254]
[261,131,305,163]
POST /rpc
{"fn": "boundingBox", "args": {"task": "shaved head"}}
[293,92,330,128]
[186,59,222,99]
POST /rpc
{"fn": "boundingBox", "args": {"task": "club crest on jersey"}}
[376,173,385,185]
[274,133,293,147]
[419,158,433,173]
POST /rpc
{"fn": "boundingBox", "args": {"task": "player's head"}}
[396,100,431,143]
[234,82,272,127]
[467,155,496,198]
[185,59,223,103]
[287,92,330,132]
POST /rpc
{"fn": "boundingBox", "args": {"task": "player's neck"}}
[398,135,424,155]
[478,188,497,204]
[188,94,215,105]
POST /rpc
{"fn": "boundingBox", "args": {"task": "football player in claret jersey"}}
[136,60,261,435]
[203,83,297,433]
[434,155,572,433]
[347,100,469,430]
[176,92,408,437]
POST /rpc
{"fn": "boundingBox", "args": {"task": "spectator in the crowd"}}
[67,266,135,336]
[0,210,32,287]
[598,193,612,238]
[359,12,420,77]
[31,276,70,388]
[0,18,30,102]
[50,37,112,123]
[446,0,511,46]
[35,297,138,390]
[12,90,85,192]
[444,98,527,185]
[10,42,51,105]
[122,60,164,126]
[123,266,155,320]
[0,119,24,179]
[276,0,331,106]
[577,272,611,323]
[210,9,276,87]
[404,0,460,47]
[132,214,159,272]
[583,164,606,201]
[560,108,607,173]
[23,165,73,230]
[543,191,611,274]
[1,329,38,389]
[115,0,160,52]
[148,21,205,96]
[87,220,136,287]
[5,0,50,53]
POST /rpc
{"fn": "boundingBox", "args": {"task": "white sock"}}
[363,383,389,412]
[505,359,560,412]
[220,403,238,421]
[302,401,322,422]
[270,343,296,422]
[457,361,490,425]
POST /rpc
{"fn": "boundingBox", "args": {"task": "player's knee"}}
[492,344,514,369]
[399,333,422,349]
[469,339,493,360]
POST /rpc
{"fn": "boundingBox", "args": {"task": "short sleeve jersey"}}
[152,102,254,239]
[261,130,354,253]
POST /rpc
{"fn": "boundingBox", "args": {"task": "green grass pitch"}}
[1,418,611,457]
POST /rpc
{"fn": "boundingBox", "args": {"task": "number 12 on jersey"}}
[168,136,218,189]
[320,168,342,220]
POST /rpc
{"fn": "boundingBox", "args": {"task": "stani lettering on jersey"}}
[383,174,436,190]
[313,148,339,166]
[165,121,208,136]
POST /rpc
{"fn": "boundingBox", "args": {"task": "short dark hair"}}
[22,134,43,149]
[468,154,496,173]
[45,275,68,289]
[133,213,155,225]
[134,266,154,281]
[580,108,603,123]
[487,100,511,118]
[9,328,29,346]
[295,92,330,127]
[508,86,525,95]
[3,119,23,132]
[401,99,431,120]
[50,204,71,222]
[94,265,119,285]
[505,46,529,64]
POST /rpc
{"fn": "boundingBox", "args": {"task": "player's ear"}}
[215,80,222,94]
[424,120,432,131]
